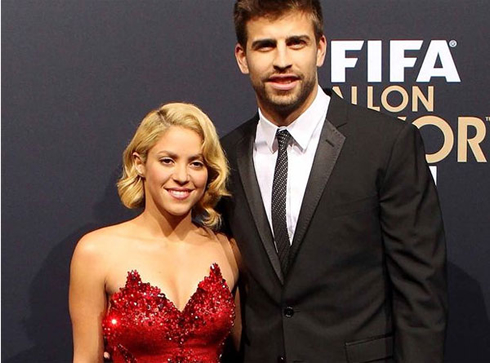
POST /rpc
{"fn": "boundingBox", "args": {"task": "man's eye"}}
[258,45,273,51]
[289,40,306,49]
[254,42,275,51]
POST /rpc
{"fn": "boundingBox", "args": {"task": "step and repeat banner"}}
[3,1,489,361]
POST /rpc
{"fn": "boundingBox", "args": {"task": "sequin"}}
[102,263,235,363]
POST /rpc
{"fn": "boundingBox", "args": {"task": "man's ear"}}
[316,35,327,67]
[133,152,145,177]
[235,43,250,75]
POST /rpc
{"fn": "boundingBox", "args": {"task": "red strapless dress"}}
[102,263,235,363]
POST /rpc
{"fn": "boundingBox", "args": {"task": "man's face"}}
[235,11,326,123]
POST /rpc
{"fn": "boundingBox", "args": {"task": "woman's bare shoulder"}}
[214,232,239,250]
[214,232,242,273]
[73,220,135,263]
[212,230,228,243]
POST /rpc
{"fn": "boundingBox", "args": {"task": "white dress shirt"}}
[253,86,330,244]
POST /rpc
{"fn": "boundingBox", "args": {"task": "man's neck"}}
[258,85,319,127]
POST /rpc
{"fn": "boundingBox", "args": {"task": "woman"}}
[69,103,240,362]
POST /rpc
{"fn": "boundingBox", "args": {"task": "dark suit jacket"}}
[219,89,447,363]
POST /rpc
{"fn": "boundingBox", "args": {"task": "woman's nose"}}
[172,164,189,183]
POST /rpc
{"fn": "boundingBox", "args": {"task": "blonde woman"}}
[69,103,240,362]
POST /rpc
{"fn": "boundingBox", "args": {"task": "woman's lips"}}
[167,189,192,200]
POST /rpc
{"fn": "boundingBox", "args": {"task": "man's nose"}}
[273,44,292,71]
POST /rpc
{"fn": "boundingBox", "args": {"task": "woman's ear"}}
[133,152,145,177]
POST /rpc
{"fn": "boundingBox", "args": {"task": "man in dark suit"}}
[220,1,447,362]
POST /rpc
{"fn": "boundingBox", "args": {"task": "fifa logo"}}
[330,40,460,83]
[329,39,487,166]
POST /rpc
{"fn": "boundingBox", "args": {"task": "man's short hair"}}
[234,0,324,46]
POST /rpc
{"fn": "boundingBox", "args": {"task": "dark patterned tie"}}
[272,129,292,274]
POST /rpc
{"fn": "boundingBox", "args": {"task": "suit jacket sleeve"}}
[380,123,447,362]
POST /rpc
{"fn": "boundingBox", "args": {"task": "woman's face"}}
[139,126,208,220]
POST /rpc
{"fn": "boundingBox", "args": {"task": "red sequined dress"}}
[102,263,235,363]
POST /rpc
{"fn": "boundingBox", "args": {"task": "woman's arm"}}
[217,233,243,352]
[231,286,242,351]
[69,234,108,363]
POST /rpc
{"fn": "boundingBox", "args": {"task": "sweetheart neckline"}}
[110,262,231,313]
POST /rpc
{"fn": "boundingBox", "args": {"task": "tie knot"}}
[276,129,291,150]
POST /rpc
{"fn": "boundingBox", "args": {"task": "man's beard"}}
[253,73,317,117]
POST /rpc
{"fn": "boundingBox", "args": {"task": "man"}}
[220,0,447,362]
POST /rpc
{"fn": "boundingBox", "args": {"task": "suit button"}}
[277,356,285,363]
[284,306,294,318]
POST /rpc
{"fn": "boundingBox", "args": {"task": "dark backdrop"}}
[2,1,489,362]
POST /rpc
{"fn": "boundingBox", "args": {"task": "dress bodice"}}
[102,263,235,363]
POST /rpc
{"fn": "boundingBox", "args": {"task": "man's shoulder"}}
[328,88,409,135]
[220,114,258,150]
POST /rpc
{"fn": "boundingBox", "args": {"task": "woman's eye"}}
[160,158,173,165]
[191,161,205,168]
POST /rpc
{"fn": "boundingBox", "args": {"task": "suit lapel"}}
[288,93,347,270]
[236,122,284,284]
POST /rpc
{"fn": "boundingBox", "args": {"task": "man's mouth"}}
[267,75,300,91]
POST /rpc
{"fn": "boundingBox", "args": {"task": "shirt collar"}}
[256,86,330,153]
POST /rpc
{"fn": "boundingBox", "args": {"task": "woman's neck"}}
[136,208,197,242]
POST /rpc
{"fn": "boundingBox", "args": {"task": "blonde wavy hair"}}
[117,102,229,229]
